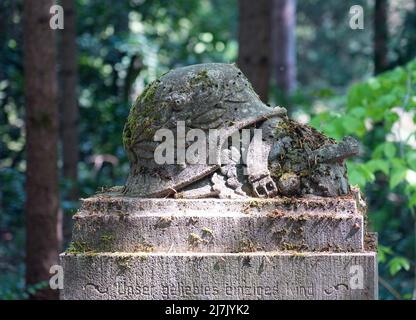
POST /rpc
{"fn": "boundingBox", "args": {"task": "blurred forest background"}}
[0,0,415,300]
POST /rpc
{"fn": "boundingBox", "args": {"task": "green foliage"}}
[0,279,48,300]
[389,257,411,276]
[311,60,416,299]
[296,0,373,91]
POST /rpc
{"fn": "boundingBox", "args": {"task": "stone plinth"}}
[61,252,377,300]
[60,190,378,300]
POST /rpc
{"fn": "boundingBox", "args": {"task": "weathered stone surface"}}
[79,189,361,216]
[60,252,378,300]
[61,188,377,300]
[72,199,363,253]
[72,192,364,253]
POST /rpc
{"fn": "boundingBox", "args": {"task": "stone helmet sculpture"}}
[123,63,359,198]
[123,63,286,197]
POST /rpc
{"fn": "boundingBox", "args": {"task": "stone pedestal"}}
[60,189,378,300]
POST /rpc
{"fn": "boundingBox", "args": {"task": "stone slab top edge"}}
[60,251,376,258]
[76,187,365,217]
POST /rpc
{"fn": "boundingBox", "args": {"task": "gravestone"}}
[60,63,378,300]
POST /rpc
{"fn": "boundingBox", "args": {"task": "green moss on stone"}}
[188,232,206,247]
[201,227,213,236]
[281,241,308,251]
[66,241,95,254]
[189,69,214,87]
[100,233,115,243]
[248,199,260,208]
[141,80,159,103]
[133,241,154,253]
[116,256,132,271]
[122,79,162,151]
[237,239,256,253]
[100,233,115,251]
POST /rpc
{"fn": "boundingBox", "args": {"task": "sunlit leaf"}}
[389,166,407,189]
[388,257,410,276]
[383,142,396,159]
[366,159,389,175]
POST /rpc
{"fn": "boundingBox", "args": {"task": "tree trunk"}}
[374,0,389,74]
[237,0,272,102]
[271,0,297,104]
[24,0,59,300]
[59,0,79,247]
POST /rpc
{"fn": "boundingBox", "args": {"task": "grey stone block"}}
[60,251,377,300]
[73,212,363,253]
[72,194,364,252]
[78,192,362,217]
